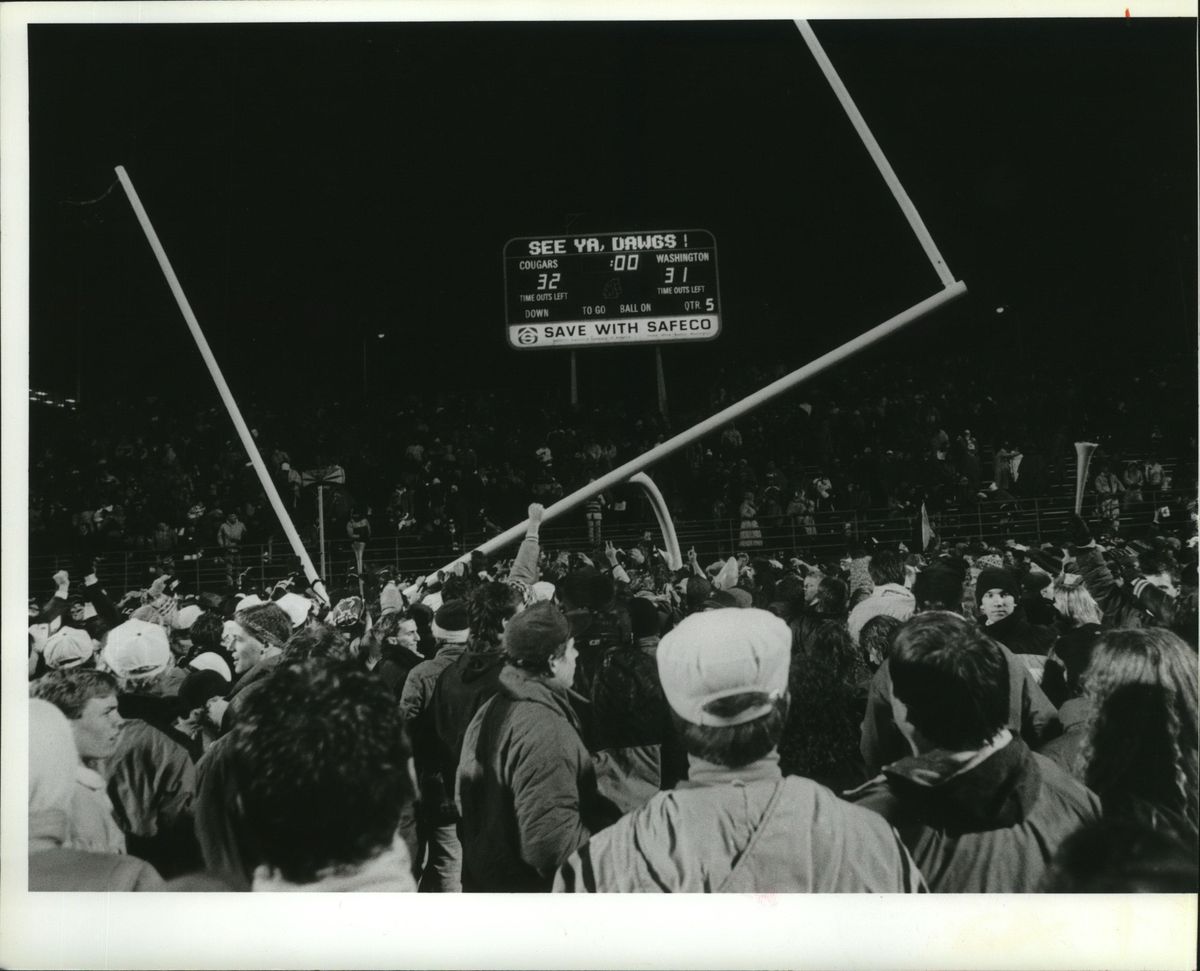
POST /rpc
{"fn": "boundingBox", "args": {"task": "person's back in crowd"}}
[779,619,870,793]
[1040,817,1198,892]
[422,581,522,891]
[401,599,471,893]
[555,609,924,893]
[846,550,916,646]
[191,621,352,891]
[860,563,1061,776]
[458,602,621,891]
[1068,628,1198,842]
[100,619,201,879]
[847,612,1100,892]
[29,700,163,892]
[227,659,417,891]
[558,566,629,702]
[590,594,686,812]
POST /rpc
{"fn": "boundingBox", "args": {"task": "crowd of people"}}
[29,352,1196,568]
[26,486,1199,893]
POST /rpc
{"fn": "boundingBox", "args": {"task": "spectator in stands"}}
[1075,628,1198,841]
[738,491,762,549]
[848,612,1099,891]
[29,669,127,854]
[217,511,246,583]
[457,602,618,891]
[230,659,417,891]
[1093,461,1125,532]
[28,700,163,891]
[846,549,917,646]
[555,609,923,892]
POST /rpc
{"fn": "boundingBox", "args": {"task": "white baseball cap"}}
[656,608,790,727]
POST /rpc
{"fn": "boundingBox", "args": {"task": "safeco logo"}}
[516,327,539,345]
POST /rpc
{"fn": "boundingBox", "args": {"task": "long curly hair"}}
[779,620,869,788]
[1079,628,1199,834]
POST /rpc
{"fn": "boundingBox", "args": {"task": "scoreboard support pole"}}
[655,347,668,417]
[414,281,966,588]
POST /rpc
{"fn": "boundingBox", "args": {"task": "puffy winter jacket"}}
[456,665,618,891]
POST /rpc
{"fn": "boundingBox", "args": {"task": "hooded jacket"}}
[554,755,923,893]
[861,639,1060,777]
[847,582,917,646]
[848,735,1100,892]
[456,665,617,891]
[426,646,506,822]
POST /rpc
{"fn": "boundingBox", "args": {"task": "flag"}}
[920,502,936,552]
[300,465,346,486]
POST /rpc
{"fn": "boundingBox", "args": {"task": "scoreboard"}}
[503,229,722,350]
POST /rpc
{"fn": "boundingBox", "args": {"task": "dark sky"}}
[27,18,1197,407]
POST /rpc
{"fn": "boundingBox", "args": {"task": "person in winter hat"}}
[975,567,1057,659]
[227,602,292,695]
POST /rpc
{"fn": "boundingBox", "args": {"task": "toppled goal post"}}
[114,21,966,600]
[411,20,967,589]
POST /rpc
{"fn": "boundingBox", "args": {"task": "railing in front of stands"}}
[27,491,1180,593]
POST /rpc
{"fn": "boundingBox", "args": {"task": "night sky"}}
[27,18,1197,408]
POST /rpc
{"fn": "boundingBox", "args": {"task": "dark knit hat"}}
[503,601,571,668]
[233,602,293,649]
[1022,571,1053,595]
[627,597,661,640]
[685,575,713,610]
[975,568,1020,604]
[433,600,470,643]
[177,668,230,717]
[913,566,965,612]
